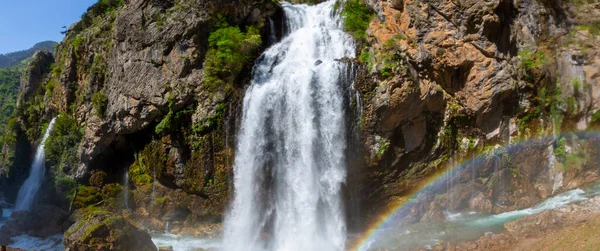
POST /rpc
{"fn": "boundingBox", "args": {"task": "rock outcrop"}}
[0,206,67,246]
[64,210,156,251]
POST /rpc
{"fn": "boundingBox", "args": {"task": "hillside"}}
[0,41,56,68]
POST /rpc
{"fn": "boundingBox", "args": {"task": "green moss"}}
[129,154,153,188]
[74,186,103,209]
[341,0,374,40]
[154,197,167,205]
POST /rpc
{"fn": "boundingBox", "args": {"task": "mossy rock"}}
[65,209,157,251]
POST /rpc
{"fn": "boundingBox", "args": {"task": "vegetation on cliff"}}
[203,18,262,91]
[45,113,83,175]
[341,0,374,40]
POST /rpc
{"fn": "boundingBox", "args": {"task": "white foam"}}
[151,234,221,251]
[9,234,64,251]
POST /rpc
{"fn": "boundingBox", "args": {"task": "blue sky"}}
[0,0,97,54]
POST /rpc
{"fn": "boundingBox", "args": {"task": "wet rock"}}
[64,210,157,251]
[0,205,67,242]
[158,246,174,251]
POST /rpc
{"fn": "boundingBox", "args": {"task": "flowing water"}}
[124,168,130,210]
[14,117,57,211]
[361,183,600,250]
[222,1,355,250]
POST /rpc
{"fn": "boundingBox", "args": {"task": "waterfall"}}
[15,117,57,211]
[268,17,277,46]
[124,168,130,210]
[223,1,355,250]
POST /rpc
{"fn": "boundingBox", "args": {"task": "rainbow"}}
[348,131,600,250]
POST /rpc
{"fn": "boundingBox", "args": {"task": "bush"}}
[91,91,108,117]
[45,113,84,175]
[203,19,262,90]
[555,137,567,163]
[155,110,173,136]
[341,0,374,40]
[518,48,546,70]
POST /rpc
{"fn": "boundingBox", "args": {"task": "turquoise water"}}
[362,183,600,251]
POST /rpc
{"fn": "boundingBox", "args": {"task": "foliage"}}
[554,137,567,163]
[155,110,174,136]
[154,197,167,206]
[518,48,546,70]
[577,20,600,36]
[203,19,262,91]
[73,185,103,209]
[55,177,78,201]
[45,113,84,175]
[193,103,226,134]
[70,0,125,35]
[0,67,21,132]
[591,110,600,123]
[129,152,154,188]
[91,91,108,117]
[341,0,374,40]
[377,140,390,157]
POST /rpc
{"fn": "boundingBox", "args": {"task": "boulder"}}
[0,205,67,244]
[64,210,157,251]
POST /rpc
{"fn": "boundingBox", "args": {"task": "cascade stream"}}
[223,0,356,250]
[15,117,57,211]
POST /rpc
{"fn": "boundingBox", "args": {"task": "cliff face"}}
[2,0,600,245]
[355,0,600,224]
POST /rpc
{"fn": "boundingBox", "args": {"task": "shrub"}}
[203,18,262,91]
[341,0,374,40]
[45,113,84,175]
[555,137,567,163]
[518,48,546,70]
[91,91,108,117]
[155,110,173,136]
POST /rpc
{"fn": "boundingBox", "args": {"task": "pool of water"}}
[8,234,64,251]
[361,183,600,250]
[151,233,222,251]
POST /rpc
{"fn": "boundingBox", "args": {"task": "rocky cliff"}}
[354,0,600,228]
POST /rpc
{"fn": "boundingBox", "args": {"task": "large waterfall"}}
[15,117,57,211]
[223,0,355,250]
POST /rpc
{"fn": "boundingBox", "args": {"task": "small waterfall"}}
[151,164,156,207]
[223,1,356,250]
[165,221,170,234]
[124,168,130,210]
[15,118,57,211]
[268,17,277,46]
